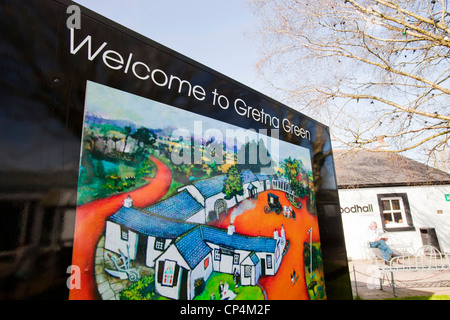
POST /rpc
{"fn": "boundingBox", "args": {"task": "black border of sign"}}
[1,0,353,300]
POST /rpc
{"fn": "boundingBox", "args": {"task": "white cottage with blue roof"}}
[155,223,286,300]
[178,169,270,222]
[104,196,197,268]
[105,195,286,300]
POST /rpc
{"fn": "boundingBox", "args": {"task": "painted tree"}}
[223,165,244,204]
[282,157,308,201]
[131,127,157,149]
[130,127,157,162]
[122,126,132,154]
[252,0,450,169]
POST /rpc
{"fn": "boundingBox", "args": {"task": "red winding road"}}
[69,157,171,300]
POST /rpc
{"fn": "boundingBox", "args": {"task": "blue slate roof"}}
[108,206,196,239]
[192,174,226,198]
[242,252,260,265]
[250,252,260,265]
[241,170,258,184]
[190,170,259,199]
[175,227,212,269]
[256,173,270,181]
[200,226,276,253]
[146,190,203,221]
[173,225,276,270]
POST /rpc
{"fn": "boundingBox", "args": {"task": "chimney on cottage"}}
[123,195,133,208]
[227,223,235,235]
[273,228,279,240]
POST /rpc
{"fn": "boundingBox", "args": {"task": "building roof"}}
[191,169,259,199]
[192,174,227,198]
[201,226,277,253]
[241,251,260,266]
[241,170,258,184]
[255,173,270,181]
[109,203,277,269]
[175,226,212,269]
[333,149,450,188]
[146,190,203,221]
[108,206,196,239]
[173,225,276,269]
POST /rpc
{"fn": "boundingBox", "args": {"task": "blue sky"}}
[74,0,269,97]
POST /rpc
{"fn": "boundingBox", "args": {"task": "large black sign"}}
[0,0,352,302]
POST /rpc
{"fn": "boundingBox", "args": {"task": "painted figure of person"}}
[291,269,298,285]
[233,270,241,288]
[218,280,224,299]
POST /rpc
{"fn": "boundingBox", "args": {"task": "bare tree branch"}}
[251,0,450,170]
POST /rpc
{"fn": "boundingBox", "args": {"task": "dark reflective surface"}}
[0,0,351,299]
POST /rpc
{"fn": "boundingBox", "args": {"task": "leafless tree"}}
[251,0,450,170]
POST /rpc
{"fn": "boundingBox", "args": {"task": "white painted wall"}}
[188,252,213,300]
[339,185,450,260]
[145,237,171,267]
[104,221,138,259]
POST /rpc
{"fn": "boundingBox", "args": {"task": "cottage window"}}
[214,249,221,261]
[377,193,414,231]
[381,198,404,225]
[158,260,179,287]
[162,260,176,286]
[266,255,273,269]
[233,253,240,265]
[154,237,165,251]
[120,227,129,241]
[244,265,252,277]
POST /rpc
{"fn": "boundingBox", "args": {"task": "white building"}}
[154,224,286,300]
[178,169,270,223]
[334,150,450,260]
[104,169,285,300]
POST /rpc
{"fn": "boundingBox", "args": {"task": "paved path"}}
[349,260,450,299]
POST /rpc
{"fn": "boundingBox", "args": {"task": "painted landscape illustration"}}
[70,81,326,300]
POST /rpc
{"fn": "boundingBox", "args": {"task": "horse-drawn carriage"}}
[264,193,296,219]
[264,193,283,214]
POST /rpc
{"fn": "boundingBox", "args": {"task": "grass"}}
[119,272,265,300]
[194,272,265,300]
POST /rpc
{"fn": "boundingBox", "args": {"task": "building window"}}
[158,260,179,287]
[266,255,273,269]
[244,265,252,277]
[233,253,240,265]
[120,227,129,241]
[154,237,165,251]
[162,260,176,286]
[377,193,415,231]
[381,197,404,225]
[214,249,221,261]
